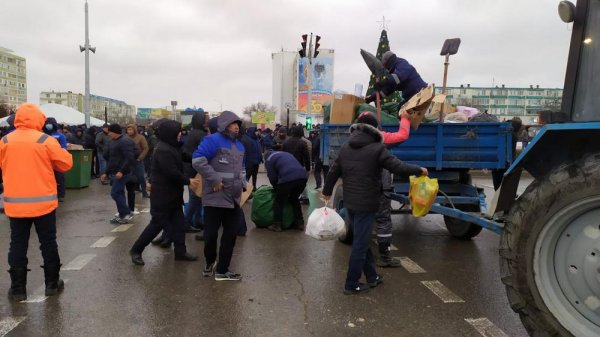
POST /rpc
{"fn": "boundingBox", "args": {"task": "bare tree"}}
[542,97,562,112]
[0,103,13,118]
[242,102,277,118]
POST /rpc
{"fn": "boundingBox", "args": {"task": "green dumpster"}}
[65,149,93,188]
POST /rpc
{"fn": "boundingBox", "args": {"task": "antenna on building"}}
[79,0,95,127]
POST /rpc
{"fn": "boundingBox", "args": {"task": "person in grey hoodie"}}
[192,111,246,281]
[95,124,110,182]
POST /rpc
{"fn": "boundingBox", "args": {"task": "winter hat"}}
[381,51,396,71]
[357,111,379,128]
[108,124,122,134]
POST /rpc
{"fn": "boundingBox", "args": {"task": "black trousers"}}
[204,206,241,274]
[314,160,329,188]
[131,206,187,256]
[9,211,60,268]
[245,164,259,190]
[54,171,65,199]
[274,179,307,223]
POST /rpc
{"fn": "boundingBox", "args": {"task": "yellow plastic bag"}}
[409,176,439,217]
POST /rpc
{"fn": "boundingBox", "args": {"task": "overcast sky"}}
[1,0,573,113]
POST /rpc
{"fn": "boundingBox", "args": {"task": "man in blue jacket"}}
[264,151,308,232]
[240,127,263,193]
[192,111,246,281]
[43,117,68,202]
[100,124,136,224]
[365,51,428,104]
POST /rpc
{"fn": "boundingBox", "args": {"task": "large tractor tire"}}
[500,152,600,337]
[333,185,353,245]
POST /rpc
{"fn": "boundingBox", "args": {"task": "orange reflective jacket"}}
[0,103,73,218]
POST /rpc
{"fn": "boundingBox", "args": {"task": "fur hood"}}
[348,123,383,148]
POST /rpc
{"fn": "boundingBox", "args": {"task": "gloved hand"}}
[365,94,376,104]
[373,81,384,91]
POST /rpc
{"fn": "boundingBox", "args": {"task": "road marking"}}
[465,318,509,337]
[0,317,25,336]
[399,257,426,273]
[111,224,134,232]
[421,280,465,303]
[21,280,69,303]
[62,254,96,271]
[90,236,116,248]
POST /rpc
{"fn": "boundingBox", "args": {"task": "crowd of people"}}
[0,51,436,297]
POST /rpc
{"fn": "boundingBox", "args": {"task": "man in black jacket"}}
[182,112,206,234]
[322,119,427,295]
[129,120,199,265]
[282,125,311,172]
[100,124,136,224]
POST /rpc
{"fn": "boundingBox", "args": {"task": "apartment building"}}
[437,85,563,124]
[0,47,27,108]
[40,91,136,124]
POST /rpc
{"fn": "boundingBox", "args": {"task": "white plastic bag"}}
[305,206,346,241]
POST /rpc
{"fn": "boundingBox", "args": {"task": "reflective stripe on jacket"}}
[0,103,73,217]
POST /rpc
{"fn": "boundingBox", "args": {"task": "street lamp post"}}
[79,0,96,128]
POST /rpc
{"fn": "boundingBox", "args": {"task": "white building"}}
[0,47,27,108]
[271,51,298,123]
[272,49,335,126]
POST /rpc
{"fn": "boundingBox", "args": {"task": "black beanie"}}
[357,112,379,128]
[108,124,122,134]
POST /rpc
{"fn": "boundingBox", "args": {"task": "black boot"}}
[293,218,305,231]
[7,267,28,301]
[42,263,64,296]
[268,222,282,232]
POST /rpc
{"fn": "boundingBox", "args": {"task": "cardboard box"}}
[330,94,363,124]
[400,84,437,129]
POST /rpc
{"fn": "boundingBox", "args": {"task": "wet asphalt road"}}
[0,171,532,337]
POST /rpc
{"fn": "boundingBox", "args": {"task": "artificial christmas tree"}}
[365,30,403,105]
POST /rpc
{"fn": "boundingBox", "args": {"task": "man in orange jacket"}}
[0,103,73,301]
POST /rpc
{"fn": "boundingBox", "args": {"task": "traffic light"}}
[299,34,307,58]
[313,35,321,58]
[305,116,312,130]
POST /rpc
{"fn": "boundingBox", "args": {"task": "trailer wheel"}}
[333,185,353,245]
[443,216,483,239]
[500,152,600,337]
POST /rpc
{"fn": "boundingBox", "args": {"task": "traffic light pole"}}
[306,33,313,116]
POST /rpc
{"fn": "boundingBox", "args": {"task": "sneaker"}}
[122,213,133,221]
[132,208,140,215]
[110,215,121,224]
[214,271,242,281]
[343,283,370,295]
[203,261,216,277]
[368,275,384,288]
[377,254,401,268]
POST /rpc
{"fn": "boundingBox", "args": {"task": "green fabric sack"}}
[251,185,295,229]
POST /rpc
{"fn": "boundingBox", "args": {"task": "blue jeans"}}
[97,153,107,175]
[134,161,147,193]
[184,188,203,226]
[345,209,378,290]
[111,174,133,217]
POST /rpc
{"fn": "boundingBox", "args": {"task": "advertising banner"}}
[251,111,276,124]
[298,54,334,114]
